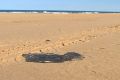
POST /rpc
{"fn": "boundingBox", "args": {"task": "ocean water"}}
[0,10,120,14]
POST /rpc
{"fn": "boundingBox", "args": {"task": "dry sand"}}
[0,13,120,80]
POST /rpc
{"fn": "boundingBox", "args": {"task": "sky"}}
[0,0,120,11]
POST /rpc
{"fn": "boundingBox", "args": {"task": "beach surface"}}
[0,14,120,80]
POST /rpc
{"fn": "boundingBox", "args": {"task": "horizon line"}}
[0,9,120,12]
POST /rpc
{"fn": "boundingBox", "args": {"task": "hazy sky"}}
[0,0,120,11]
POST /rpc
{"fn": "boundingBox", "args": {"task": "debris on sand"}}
[45,40,51,42]
[22,52,85,63]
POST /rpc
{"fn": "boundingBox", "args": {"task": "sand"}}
[0,13,120,80]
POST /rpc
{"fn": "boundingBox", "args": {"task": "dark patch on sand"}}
[45,40,51,42]
[22,52,84,63]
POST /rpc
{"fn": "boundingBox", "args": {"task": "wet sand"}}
[0,14,120,80]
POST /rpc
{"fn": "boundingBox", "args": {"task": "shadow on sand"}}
[22,52,85,63]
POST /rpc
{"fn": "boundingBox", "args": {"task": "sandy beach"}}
[0,13,120,80]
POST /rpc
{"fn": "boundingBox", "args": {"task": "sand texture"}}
[0,14,120,80]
